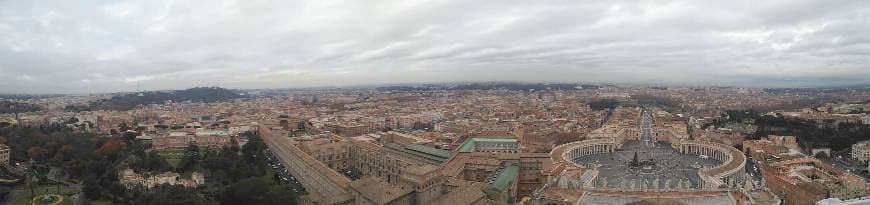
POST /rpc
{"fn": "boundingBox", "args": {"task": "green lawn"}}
[91,200,115,205]
[11,193,72,205]
[166,159,181,168]
[157,149,185,157]
[157,149,184,168]
[10,184,89,205]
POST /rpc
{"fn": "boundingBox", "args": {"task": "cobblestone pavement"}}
[573,141,722,189]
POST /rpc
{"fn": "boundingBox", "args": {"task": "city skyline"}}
[2,0,870,93]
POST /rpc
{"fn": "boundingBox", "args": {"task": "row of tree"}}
[121,131,293,204]
[1,123,295,204]
[707,109,870,152]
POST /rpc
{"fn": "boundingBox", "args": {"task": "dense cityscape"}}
[0,84,868,205]
[3,1,870,205]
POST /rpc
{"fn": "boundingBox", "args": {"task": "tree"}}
[83,174,102,199]
[241,132,266,176]
[132,151,172,173]
[119,123,131,132]
[296,121,305,132]
[814,151,829,159]
[1,126,132,201]
[122,131,137,141]
[27,147,47,161]
[177,145,201,172]
[222,177,296,205]
[134,185,206,205]
[96,139,126,156]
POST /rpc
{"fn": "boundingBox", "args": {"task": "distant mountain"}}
[375,82,595,92]
[72,87,244,111]
[0,94,64,100]
[0,101,41,114]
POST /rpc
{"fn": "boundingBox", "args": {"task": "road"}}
[640,107,655,147]
[822,156,870,180]
[264,148,308,195]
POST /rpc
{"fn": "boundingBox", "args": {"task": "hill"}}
[0,101,41,114]
[374,83,595,92]
[72,87,244,111]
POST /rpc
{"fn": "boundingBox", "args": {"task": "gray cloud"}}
[1,0,869,93]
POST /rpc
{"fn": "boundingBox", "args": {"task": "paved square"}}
[573,140,722,189]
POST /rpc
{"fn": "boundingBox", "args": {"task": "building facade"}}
[0,143,9,165]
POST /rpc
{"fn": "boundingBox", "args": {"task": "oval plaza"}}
[542,107,749,204]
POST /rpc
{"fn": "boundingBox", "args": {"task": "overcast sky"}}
[1,0,869,93]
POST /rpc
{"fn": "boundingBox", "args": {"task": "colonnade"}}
[567,143,616,158]
[680,143,731,162]
[676,140,746,189]
[559,139,620,168]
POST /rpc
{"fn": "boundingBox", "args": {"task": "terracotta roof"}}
[348,178,413,204]
[431,185,486,205]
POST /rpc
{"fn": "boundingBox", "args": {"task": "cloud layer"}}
[1,0,869,93]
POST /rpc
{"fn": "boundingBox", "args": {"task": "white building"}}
[851,140,870,163]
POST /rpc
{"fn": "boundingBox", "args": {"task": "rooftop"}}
[431,184,486,205]
[457,138,519,153]
[487,165,519,191]
[403,144,453,160]
[348,178,413,204]
[385,143,453,163]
